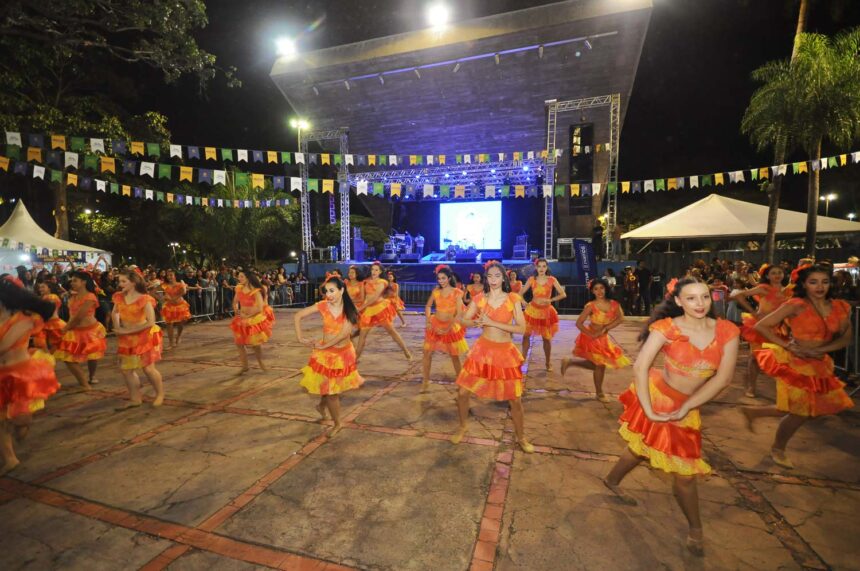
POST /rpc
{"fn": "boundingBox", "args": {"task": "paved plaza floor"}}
[1,309,857,570]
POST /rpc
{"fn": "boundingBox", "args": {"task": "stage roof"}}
[270,0,652,155]
[0,201,108,253]
[621,194,860,240]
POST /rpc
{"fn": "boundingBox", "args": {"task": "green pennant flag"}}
[70,137,86,152]
[455,154,463,164]
[416,155,424,165]
[83,154,99,171]
[307,178,319,192]
[281,151,291,164]
[751,169,759,181]
[234,172,250,188]
[158,164,172,179]
[372,182,384,196]
[221,148,234,162]
[828,156,838,168]
[146,142,161,157]
[333,154,342,166]
[655,179,665,191]
[6,146,21,160]
[194,196,201,205]
[607,182,618,194]
[792,162,801,174]
[156,191,164,202]
[110,183,119,194]
[554,184,566,197]
[378,155,388,166]
[701,174,713,187]
[500,185,510,197]
[439,185,450,198]
[50,169,62,183]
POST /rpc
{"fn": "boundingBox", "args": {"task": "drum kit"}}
[443,238,477,261]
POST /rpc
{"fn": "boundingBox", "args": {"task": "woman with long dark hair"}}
[294,274,363,436]
[562,278,630,401]
[422,265,468,392]
[603,277,740,556]
[161,270,192,350]
[345,265,365,310]
[520,258,566,370]
[741,264,853,469]
[36,281,65,351]
[0,277,59,474]
[465,272,484,305]
[230,270,272,373]
[54,270,107,389]
[385,270,407,327]
[730,264,790,398]
[354,261,412,361]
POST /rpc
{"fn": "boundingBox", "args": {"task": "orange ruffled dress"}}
[113,292,163,370]
[0,313,59,418]
[54,292,107,363]
[360,278,396,328]
[456,292,525,401]
[230,286,273,346]
[618,318,740,476]
[423,288,468,355]
[41,294,66,348]
[161,283,192,323]
[300,301,364,395]
[754,298,853,417]
[345,279,365,307]
[386,282,406,311]
[741,284,790,349]
[524,276,560,339]
[574,300,631,368]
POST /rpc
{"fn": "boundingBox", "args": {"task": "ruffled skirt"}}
[162,301,192,323]
[300,343,364,395]
[423,316,468,355]
[524,302,559,339]
[574,332,631,369]
[455,337,524,401]
[230,311,272,346]
[55,323,107,363]
[360,299,396,328]
[117,325,163,370]
[390,297,405,311]
[43,317,66,348]
[755,344,853,417]
[618,369,711,476]
[0,350,60,418]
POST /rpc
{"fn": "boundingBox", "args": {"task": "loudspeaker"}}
[380,253,398,262]
[455,254,477,263]
[481,251,503,261]
[400,254,420,263]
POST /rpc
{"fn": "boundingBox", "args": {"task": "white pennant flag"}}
[485,185,495,198]
[32,165,45,179]
[217,199,223,207]
[689,175,699,188]
[186,195,194,205]
[90,138,104,153]
[644,180,654,192]
[777,164,787,176]
[145,189,154,200]
[423,183,433,197]
[294,152,304,164]
[96,179,106,192]
[213,170,226,185]
[527,151,535,160]
[64,152,79,168]
[345,154,354,165]
[605,143,612,151]
[425,155,433,165]
[237,149,248,162]
[851,151,860,164]
[5,131,21,146]
[592,183,602,195]
[140,162,155,177]
[170,144,182,158]
[244,200,251,208]
[464,154,471,164]
[584,145,591,154]
[498,153,505,162]
[555,149,562,158]
[290,177,302,191]
[542,184,553,198]
[389,154,398,165]
[357,180,369,195]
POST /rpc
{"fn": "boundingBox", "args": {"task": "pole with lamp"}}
[819,193,837,217]
[289,117,313,255]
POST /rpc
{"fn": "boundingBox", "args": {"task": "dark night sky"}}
[145,0,860,218]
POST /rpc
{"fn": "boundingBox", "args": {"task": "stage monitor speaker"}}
[455,254,478,263]
[400,254,420,263]
[380,253,398,263]
[481,251,503,261]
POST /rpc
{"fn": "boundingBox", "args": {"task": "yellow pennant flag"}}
[0,156,8,171]
[323,179,335,194]
[66,173,78,187]
[454,185,466,198]
[840,154,847,166]
[179,166,193,182]
[409,155,417,166]
[798,162,808,174]
[267,151,277,164]
[540,150,548,159]
[714,173,725,186]
[621,181,630,194]
[255,200,260,208]
[130,141,144,155]
[390,182,401,197]
[233,200,240,208]
[513,151,522,162]
[438,155,446,165]
[759,167,769,180]
[570,184,580,197]
[51,135,66,150]
[321,153,331,165]
[27,147,42,162]
[100,156,115,173]
[205,147,217,160]
[514,185,525,198]
[121,185,132,196]
[667,178,677,190]
[368,155,376,166]
[166,193,174,203]
[251,173,264,189]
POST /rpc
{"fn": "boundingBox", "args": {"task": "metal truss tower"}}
[299,127,350,260]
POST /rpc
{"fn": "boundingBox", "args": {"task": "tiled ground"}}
[1,309,857,570]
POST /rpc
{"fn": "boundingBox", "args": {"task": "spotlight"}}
[584,39,592,50]
[84,208,92,214]
[523,166,529,171]
[275,37,297,59]
[444,173,450,178]
[19,254,29,261]
[426,3,450,29]
[344,80,350,90]
[414,68,421,79]
[461,171,467,175]
[378,75,385,85]
[848,213,856,220]
[452,62,461,73]
[490,169,496,174]
[575,51,581,58]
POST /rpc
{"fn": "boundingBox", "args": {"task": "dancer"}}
[562,278,631,401]
[520,258,566,370]
[54,270,107,389]
[422,265,468,392]
[507,270,523,295]
[385,270,408,327]
[603,277,740,556]
[740,264,853,469]
[294,274,363,436]
[161,270,192,350]
[230,270,272,373]
[0,277,60,475]
[465,272,484,304]
[36,282,65,351]
[112,270,165,408]
[730,264,789,397]
[354,261,412,361]
[452,261,533,452]
[345,266,365,310]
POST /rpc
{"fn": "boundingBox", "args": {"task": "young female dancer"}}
[465,272,484,305]
[0,277,59,474]
[741,264,853,469]
[385,270,407,327]
[36,282,65,351]
[294,274,363,436]
[422,265,468,392]
[230,270,272,373]
[562,278,631,401]
[507,270,523,295]
[344,266,365,310]
[354,262,412,361]
[520,258,566,370]
[452,261,533,453]
[730,264,789,397]
[161,270,192,350]
[54,270,107,389]
[112,270,165,408]
[603,277,740,556]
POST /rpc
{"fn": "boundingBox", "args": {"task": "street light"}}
[275,37,297,59]
[819,193,837,217]
[84,208,92,215]
[426,3,450,29]
[168,242,180,263]
[848,213,857,221]
[289,117,311,158]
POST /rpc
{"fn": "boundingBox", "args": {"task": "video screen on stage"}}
[438,201,502,251]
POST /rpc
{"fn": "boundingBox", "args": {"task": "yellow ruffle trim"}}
[619,422,711,476]
[299,367,364,395]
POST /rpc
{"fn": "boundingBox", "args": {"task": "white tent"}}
[621,194,860,240]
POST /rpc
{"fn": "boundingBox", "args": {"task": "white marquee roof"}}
[0,201,108,253]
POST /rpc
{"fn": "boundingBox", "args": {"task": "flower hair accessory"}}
[324,271,338,281]
[665,278,679,300]
[133,267,145,279]
[434,264,449,274]
[790,263,812,284]
[483,259,499,271]
[758,263,770,276]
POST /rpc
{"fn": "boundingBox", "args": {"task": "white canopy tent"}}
[621,194,860,240]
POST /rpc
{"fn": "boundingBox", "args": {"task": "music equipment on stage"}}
[380,253,398,262]
[480,251,503,261]
[513,234,529,260]
[455,254,478,263]
[353,227,366,262]
[400,254,420,263]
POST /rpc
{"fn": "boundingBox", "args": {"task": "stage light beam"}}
[275,37,297,59]
[426,3,450,29]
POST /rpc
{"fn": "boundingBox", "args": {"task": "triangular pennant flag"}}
[4,131,21,146]
[69,136,85,152]
[146,142,161,157]
[179,166,193,182]
[372,182,384,196]
[290,177,301,191]
[158,164,172,179]
[591,183,601,196]
[851,151,860,164]
[514,185,525,198]
[438,155,446,165]
[251,173,264,189]
[797,162,807,174]
[426,155,434,165]
[632,181,642,193]
[266,151,277,164]
[90,138,104,153]
[214,170,226,185]
[273,176,285,190]
[644,180,654,192]
[751,169,760,180]
[27,147,42,162]
[130,141,144,155]
[122,159,137,174]
[714,173,724,185]
[170,144,182,158]
[111,140,127,155]
[454,185,466,198]
[390,182,401,197]
[570,184,580,197]
[294,152,304,164]
[621,181,630,194]
[202,147,216,160]
[542,184,553,198]
[157,191,165,202]
[321,153,331,165]
[122,184,132,196]
[307,178,319,192]
[234,172,249,188]
[50,135,66,150]
[387,154,396,166]
[237,149,248,162]
[323,179,335,194]
[334,154,342,166]
[667,178,677,190]
[198,169,213,184]
[655,179,665,191]
[485,185,496,198]
[778,164,788,175]
[96,179,106,192]
[464,154,471,164]
[64,152,79,168]
[0,156,8,172]
[32,165,45,179]
[810,159,820,172]
[554,184,565,197]
[110,182,119,194]
[140,162,155,177]
[422,183,434,198]
[83,154,98,170]
[689,175,699,188]
[345,154,354,165]
[145,189,154,200]
[702,174,713,186]
[839,154,847,166]
[100,157,116,173]
[357,180,369,195]
[440,185,451,198]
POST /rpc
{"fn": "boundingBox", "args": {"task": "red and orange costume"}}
[113,293,163,370]
[574,300,631,369]
[424,288,468,355]
[41,294,65,348]
[359,278,396,328]
[230,286,272,346]
[386,281,405,311]
[509,280,523,294]
[466,283,484,302]
[345,279,365,308]
[455,293,524,401]
[754,298,853,417]
[741,284,790,348]
[618,318,740,476]
[0,313,59,418]
[300,301,363,395]
[161,283,192,323]
[54,292,107,363]
[524,276,560,339]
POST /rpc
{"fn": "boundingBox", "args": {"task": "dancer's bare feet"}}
[517,439,535,454]
[743,389,756,398]
[771,448,794,469]
[152,394,165,407]
[316,402,328,420]
[740,407,756,433]
[545,362,552,372]
[602,478,638,506]
[239,366,250,375]
[450,427,467,444]
[686,529,705,557]
[13,425,30,442]
[115,400,142,412]
[560,358,571,376]
[89,378,100,385]
[329,423,343,437]
[596,393,611,403]
[420,380,430,393]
